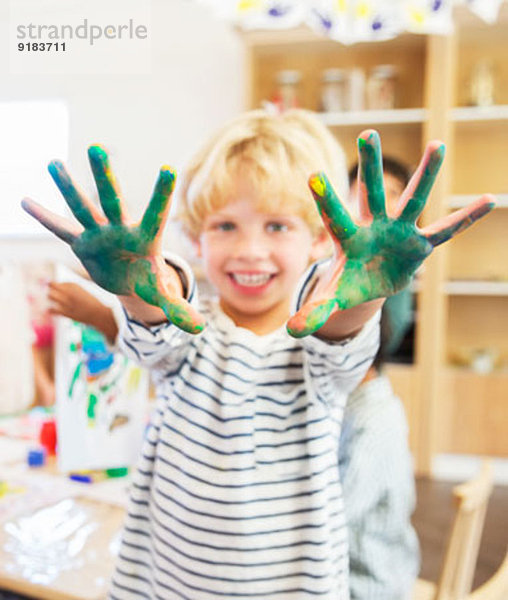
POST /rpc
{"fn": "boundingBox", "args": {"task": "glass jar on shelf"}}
[468,60,495,107]
[366,64,398,110]
[347,68,366,112]
[273,69,302,111]
[320,68,347,113]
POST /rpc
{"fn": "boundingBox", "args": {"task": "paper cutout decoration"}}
[198,0,505,43]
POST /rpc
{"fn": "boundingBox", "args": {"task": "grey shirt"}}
[339,374,420,600]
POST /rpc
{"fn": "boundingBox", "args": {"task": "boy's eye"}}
[266,222,288,233]
[215,221,236,232]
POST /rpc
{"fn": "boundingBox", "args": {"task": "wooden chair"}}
[413,462,502,600]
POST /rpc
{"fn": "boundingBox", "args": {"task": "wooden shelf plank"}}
[318,108,426,126]
[448,194,508,208]
[451,105,508,122]
[445,280,508,296]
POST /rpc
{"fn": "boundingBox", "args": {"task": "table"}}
[0,438,126,600]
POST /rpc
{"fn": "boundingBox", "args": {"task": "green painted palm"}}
[22,146,205,334]
[287,130,495,337]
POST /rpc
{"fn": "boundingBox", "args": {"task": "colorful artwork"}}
[55,266,149,473]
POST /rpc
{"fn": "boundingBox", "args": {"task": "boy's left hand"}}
[287,129,495,338]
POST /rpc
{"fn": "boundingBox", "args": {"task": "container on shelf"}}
[366,64,398,110]
[347,68,366,111]
[468,60,495,107]
[320,68,347,112]
[273,69,301,111]
[470,348,498,374]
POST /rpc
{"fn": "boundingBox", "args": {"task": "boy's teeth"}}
[231,273,272,286]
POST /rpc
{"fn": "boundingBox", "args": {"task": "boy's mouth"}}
[228,271,276,289]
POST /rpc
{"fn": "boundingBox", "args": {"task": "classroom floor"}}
[1,478,506,599]
[413,477,508,589]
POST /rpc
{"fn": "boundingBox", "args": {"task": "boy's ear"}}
[310,230,332,262]
[191,237,202,258]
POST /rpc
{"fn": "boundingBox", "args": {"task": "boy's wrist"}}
[119,256,190,326]
[315,297,385,341]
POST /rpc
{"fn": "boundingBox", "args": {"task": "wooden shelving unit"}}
[243,6,508,475]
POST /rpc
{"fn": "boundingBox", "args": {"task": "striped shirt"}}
[109,259,379,600]
[339,375,420,600]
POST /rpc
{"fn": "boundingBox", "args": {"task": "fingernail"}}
[309,174,326,197]
[88,145,108,162]
[159,166,176,184]
[48,160,63,175]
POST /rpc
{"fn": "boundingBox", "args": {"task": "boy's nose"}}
[233,233,270,260]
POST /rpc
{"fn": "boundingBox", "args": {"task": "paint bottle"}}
[39,419,57,456]
[273,70,301,111]
[27,448,46,467]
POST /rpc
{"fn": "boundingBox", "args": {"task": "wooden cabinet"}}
[243,9,508,475]
[439,15,508,462]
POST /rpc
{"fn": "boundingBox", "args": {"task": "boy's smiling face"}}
[196,182,327,335]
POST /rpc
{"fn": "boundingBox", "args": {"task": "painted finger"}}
[357,130,386,220]
[308,173,358,242]
[162,297,206,335]
[421,194,495,247]
[88,145,129,225]
[140,167,176,241]
[48,160,106,229]
[134,279,205,334]
[397,141,445,222]
[286,299,337,338]
[21,198,82,244]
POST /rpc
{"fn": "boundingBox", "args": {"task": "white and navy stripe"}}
[110,258,379,599]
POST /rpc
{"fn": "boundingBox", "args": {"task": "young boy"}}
[22,109,493,599]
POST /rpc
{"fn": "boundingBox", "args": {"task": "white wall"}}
[0,0,246,264]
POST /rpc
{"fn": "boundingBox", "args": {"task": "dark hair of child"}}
[348,155,411,188]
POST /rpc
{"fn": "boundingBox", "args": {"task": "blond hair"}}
[177,109,348,239]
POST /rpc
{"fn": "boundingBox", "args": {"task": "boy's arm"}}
[49,281,119,344]
[21,145,205,334]
[288,129,495,339]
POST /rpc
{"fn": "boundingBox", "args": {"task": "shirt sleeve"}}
[116,252,199,373]
[291,260,381,407]
[340,384,420,600]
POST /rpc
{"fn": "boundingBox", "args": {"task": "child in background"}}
[24,263,56,407]
[22,109,493,599]
[0,264,34,414]
[339,308,419,600]
[341,157,418,599]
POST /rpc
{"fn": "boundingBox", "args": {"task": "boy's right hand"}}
[22,146,205,334]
